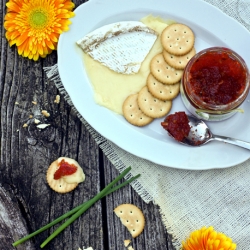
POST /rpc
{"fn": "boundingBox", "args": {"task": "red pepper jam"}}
[161,112,191,142]
[54,159,77,180]
[188,49,247,106]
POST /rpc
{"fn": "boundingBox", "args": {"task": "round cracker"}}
[122,93,153,126]
[150,53,183,84]
[46,160,78,193]
[114,204,145,238]
[161,23,195,56]
[147,73,180,101]
[137,86,172,118]
[163,47,196,69]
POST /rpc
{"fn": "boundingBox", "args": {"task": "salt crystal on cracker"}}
[76,21,158,74]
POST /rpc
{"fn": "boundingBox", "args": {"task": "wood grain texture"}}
[0,0,175,249]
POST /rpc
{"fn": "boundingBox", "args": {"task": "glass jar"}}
[180,47,250,121]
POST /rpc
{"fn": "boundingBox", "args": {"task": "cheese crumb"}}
[37,124,50,129]
[78,247,94,250]
[54,95,60,104]
[34,119,40,124]
[124,239,131,247]
[41,110,50,117]
[32,101,37,105]
[23,123,28,128]
[128,246,134,250]
[15,102,19,105]
[29,115,33,118]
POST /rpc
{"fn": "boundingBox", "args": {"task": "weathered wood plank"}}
[0,186,35,250]
[0,43,104,249]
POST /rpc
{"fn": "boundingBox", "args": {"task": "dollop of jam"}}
[54,159,77,180]
[161,112,191,142]
[188,49,247,106]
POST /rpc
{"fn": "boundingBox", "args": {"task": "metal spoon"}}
[179,115,250,150]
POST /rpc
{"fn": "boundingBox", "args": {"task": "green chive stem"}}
[105,174,140,195]
[12,202,85,247]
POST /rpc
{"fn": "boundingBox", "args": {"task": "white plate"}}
[58,0,250,170]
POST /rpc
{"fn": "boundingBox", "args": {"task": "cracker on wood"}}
[46,160,78,193]
[114,204,145,238]
[147,73,180,101]
[137,86,172,118]
[161,23,195,56]
[122,93,153,127]
[150,53,183,84]
[163,47,196,69]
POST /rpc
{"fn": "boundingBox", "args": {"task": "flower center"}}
[30,9,48,28]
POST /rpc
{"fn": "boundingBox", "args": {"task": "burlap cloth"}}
[45,0,250,249]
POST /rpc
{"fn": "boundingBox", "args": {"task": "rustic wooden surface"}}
[0,0,174,249]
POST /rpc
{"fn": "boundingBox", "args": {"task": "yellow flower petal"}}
[57,13,72,19]
[6,1,21,12]
[28,52,33,60]
[17,39,28,55]
[49,33,59,43]
[16,31,29,46]
[45,39,55,50]
[33,52,39,61]
[63,2,75,10]
[4,12,17,21]
[10,30,20,40]
[37,43,44,55]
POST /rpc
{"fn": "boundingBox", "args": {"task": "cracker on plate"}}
[147,73,180,101]
[150,53,183,84]
[161,23,195,56]
[137,86,172,118]
[122,93,153,126]
[162,47,196,69]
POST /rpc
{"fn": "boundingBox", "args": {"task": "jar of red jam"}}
[180,47,250,121]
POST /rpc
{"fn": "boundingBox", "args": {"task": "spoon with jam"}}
[161,111,250,149]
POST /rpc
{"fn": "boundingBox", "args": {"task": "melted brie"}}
[57,157,85,184]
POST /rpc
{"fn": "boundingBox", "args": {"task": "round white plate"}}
[58,0,250,170]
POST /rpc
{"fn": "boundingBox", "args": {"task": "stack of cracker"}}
[123,23,196,127]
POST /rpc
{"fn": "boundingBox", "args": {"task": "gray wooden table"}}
[0,0,174,249]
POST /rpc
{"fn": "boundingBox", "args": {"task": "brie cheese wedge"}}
[76,21,158,74]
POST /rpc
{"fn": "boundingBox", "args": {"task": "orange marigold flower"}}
[4,0,75,61]
[182,226,237,250]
